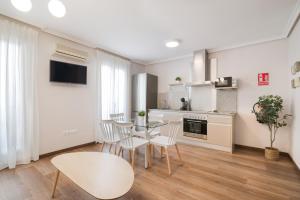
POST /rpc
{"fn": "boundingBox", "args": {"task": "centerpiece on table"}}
[137,111,146,125]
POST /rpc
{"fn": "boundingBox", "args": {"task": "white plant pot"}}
[137,116,145,125]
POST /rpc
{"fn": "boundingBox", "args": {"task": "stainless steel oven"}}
[183,114,207,140]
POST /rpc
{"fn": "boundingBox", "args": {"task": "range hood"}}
[187,49,213,86]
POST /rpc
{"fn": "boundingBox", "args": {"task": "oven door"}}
[183,118,207,139]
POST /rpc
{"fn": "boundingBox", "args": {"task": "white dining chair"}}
[110,113,125,121]
[114,121,149,169]
[148,113,164,137]
[149,120,183,175]
[100,120,120,154]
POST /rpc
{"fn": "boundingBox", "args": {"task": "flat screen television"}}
[50,60,87,84]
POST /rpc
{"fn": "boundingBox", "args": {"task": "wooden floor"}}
[0,143,300,200]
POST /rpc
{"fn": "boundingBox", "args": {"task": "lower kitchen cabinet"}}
[207,123,232,147]
[148,109,235,152]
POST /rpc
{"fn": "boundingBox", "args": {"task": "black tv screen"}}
[50,60,87,84]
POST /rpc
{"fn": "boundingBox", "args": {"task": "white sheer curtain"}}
[95,50,130,140]
[0,19,39,170]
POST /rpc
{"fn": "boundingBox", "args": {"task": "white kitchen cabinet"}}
[207,115,233,124]
[207,123,232,147]
[148,109,235,153]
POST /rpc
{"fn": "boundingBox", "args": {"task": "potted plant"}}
[252,95,291,160]
[175,77,182,83]
[137,111,146,125]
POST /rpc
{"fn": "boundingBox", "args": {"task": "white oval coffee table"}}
[51,152,134,199]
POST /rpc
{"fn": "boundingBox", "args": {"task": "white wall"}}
[211,40,290,153]
[38,33,146,155]
[146,58,192,93]
[288,19,300,168]
[38,33,97,155]
[131,62,146,75]
[146,39,291,152]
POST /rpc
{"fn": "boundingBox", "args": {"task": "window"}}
[97,51,130,120]
[0,19,39,170]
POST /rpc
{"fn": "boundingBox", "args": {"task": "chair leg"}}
[160,146,164,158]
[165,147,171,175]
[114,144,118,155]
[118,147,123,156]
[129,150,132,163]
[175,144,183,162]
[109,144,113,152]
[100,142,105,152]
[152,144,155,158]
[131,150,135,169]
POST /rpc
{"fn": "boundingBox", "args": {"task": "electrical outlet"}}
[63,129,79,136]
[69,129,78,135]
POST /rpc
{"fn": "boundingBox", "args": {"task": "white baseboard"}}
[289,154,300,170]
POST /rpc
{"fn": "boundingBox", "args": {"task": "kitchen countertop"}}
[149,109,236,116]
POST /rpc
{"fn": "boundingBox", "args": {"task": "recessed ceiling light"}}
[48,0,66,18]
[165,40,180,48]
[11,0,32,12]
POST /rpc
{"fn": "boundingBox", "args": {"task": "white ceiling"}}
[0,0,298,64]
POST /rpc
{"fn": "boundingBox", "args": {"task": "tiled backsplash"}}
[216,89,237,112]
[157,92,169,109]
[165,85,237,112]
[190,86,214,111]
[167,85,189,109]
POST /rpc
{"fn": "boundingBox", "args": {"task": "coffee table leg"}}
[51,170,60,198]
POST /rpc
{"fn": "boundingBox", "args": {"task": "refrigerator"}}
[132,73,158,120]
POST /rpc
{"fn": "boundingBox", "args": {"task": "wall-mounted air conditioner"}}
[55,44,88,61]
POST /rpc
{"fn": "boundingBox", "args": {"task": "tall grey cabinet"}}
[131,73,158,119]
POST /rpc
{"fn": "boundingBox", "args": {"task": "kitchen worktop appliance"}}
[183,113,208,140]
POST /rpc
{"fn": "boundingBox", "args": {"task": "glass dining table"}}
[134,121,167,138]
[135,120,168,168]
[118,119,168,168]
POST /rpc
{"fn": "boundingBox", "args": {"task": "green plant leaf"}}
[252,95,291,148]
[138,111,146,117]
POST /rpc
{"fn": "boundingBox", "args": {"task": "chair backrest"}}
[166,120,182,145]
[110,113,125,122]
[114,121,134,149]
[100,120,118,142]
